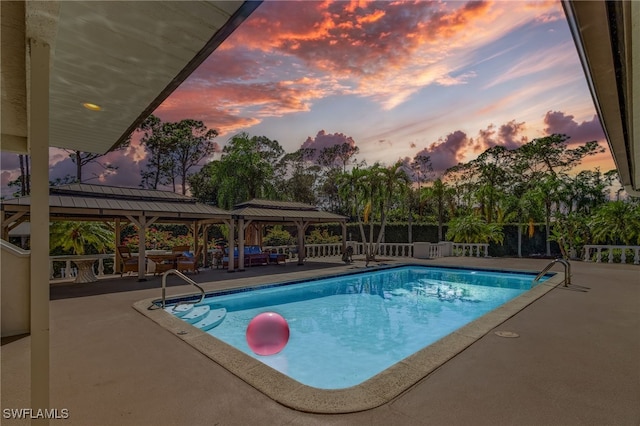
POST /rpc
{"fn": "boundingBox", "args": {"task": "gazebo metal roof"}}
[230,199,347,223]
[1,183,231,222]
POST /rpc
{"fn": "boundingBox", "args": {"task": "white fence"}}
[452,243,490,258]
[583,245,640,264]
[49,254,115,279]
[48,240,496,280]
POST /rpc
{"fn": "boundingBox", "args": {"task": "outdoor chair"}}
[171,245,190,255]
[176,246,202,274]
[268,249,287,265]
[117,245,139,276]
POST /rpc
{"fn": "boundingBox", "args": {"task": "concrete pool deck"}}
[2,257,639,425]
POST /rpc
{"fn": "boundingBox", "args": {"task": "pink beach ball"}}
[246,312,290,356]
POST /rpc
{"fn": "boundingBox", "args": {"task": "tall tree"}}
[209,133,284,209]
[512,134,604,255]
[67,151,116,183]
[411,154,433,189]
[276,150,319,204]
[139,115,175,190]
[166,119,219,195]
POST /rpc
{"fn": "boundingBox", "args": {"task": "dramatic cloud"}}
[543,110,606,145]
[473,120,528,152]
[415,130,470,173]
[300,130,358,162]
[1,1,611,197]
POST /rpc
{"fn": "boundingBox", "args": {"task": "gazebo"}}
[229,199,348,267]
[0,183,232,280]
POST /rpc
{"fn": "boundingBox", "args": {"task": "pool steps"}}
[192,307,227,331]
[164,304,227,331]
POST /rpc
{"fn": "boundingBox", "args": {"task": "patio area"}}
[2,257,639,425]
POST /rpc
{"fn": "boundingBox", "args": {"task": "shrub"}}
[263,226,294,246]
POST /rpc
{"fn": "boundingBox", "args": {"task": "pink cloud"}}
[415,130,470,173]
[300,130,358,162]
[543,110,606,145]
[473,120,528,152]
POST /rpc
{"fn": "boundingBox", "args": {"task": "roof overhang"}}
[563,1,639,196]
[1,1,261,155]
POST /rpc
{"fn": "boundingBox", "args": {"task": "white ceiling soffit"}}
[563,1,639,196]
[23,1,260,155]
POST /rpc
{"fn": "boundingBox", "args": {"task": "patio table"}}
[146,252,179,274]
[72,258,99,283]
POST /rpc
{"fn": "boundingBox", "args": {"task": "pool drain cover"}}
[495,331,519,338]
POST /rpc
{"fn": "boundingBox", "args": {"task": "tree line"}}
[7,115,640,260]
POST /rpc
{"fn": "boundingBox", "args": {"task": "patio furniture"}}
[172,245,190,255]
[268,250,286,265]
[72,258,99,283]
[221,246,270,268]
[117,246,139,276]
[212,250,224,269]
[147,252,179,275]
[176,247,202,274]
[245,245,269,266]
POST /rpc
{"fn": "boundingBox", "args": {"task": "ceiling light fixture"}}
[82,102,102,111]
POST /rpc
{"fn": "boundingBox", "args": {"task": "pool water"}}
[165,265,547,389]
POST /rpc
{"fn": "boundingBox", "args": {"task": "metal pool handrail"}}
[533,258,571,287]
[161,269,205,308]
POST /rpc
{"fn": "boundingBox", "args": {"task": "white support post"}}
[29,38,51,423]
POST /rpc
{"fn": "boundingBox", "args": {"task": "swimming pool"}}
[136,263,561,413]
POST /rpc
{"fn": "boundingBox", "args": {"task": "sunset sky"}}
[0,0,616,197]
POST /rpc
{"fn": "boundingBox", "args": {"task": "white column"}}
[29,38,51,422]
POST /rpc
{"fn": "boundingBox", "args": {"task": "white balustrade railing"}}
[49,254,116,280]
[583,245,640,264]
[452,243,489,258]
[263,242,415,259]
[376,243,413,257]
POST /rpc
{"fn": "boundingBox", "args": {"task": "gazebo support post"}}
[225,218,235,272]
[341,222,347,253]
[202,223,209,268]
[237,218,245,271]
[114,218,122,274]
[126,215,158,281]
[294,220,310,265]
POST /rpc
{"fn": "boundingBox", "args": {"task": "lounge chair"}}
[245,245,269,266]
[176,246,202,274]
[220,246,268,268]
[117,245,139,276]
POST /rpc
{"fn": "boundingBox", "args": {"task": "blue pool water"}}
[165,265,547,389]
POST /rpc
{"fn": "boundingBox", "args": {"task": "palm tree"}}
[420,179,455,241]
[589,201,640,245]
[50,221,114,255]
[445,215,504,245]
[372,161,411,256]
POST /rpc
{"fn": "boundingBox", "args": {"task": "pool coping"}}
[132,264,565,414]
